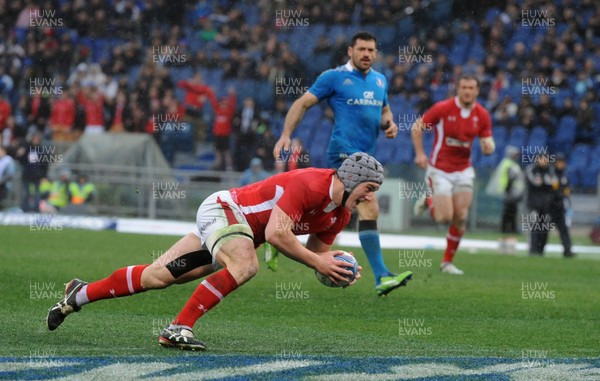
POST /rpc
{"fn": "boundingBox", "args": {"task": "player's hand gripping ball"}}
[315,251,358,287]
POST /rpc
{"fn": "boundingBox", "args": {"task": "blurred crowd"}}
[0,0,598,176]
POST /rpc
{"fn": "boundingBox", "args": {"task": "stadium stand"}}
[0,0,598,192]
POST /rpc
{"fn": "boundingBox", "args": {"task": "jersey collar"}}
[345,60,371,75]
[323,174,337,212]
[454,96,475,111]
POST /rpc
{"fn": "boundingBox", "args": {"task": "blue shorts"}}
[327,152,351,169]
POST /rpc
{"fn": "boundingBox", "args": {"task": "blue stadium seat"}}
[527,126,548,148]
[371,25,396,51]
[431,85,449,102]
[508,84,523,103]
[395,17,414,44]
[310,150,327,168]
[553,89,573,108]
[393,139,414,163]
[310,24,327,39]
[508,126,527,147]
[299,106,322,128]
[566,166,580,188]
[375,135,395,164]
[484,8,501,23]
[468,43,486,64]
[471,137,481,166]
[254,81,273,111]
[591,102,600,137]
[170,67,193,84]
[289,30,317,56]
[509,27,533,45]
[568,144,589,165]
[310,52,333,77]
[422,131,435,157]
[580,144,600,188]
[293,126,313,145]
[127,65,141,88]
[429,0,453,23]
[454,33,470,47]
[312,119,333,144]
[567,144,591,188]
[389,95,411,116]
[492,125,508,157]
[240,3,260,25]
[478,151,500,168]
[449,45,468,66]
[204,69,223,86]
[234,79,260,104]
[549,116,577,152]
[580,167,599,189]
[493,125,508,145]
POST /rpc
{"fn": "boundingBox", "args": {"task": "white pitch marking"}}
[148,359,322,380]
[0,361,78,372]
[53,362,178,381]
[310,361,600,380]
[512,362,600,381]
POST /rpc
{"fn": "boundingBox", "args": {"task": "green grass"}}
[2,226,599,359]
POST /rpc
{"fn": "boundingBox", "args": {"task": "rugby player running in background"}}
[274,31,412,296]
[412,74,494,275]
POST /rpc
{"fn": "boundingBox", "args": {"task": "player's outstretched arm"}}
[265,205,353,282]
[480,137,496,155]
[306,235,363,287]
[381,105,398,138]
[273,92,319,160]
[411,117,428,169]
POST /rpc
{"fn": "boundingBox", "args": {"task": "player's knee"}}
[451,216,467,229]
[433,213,452,224]
[219,238,258,283]
[453,211,469,227]
[229,249,258,282]
[140,267,174,290]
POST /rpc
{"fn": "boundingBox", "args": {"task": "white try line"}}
[116,217,600,257]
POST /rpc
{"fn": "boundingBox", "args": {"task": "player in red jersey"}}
[411,74,495,275]
[47,153,383,350]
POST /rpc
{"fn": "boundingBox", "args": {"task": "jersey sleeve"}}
[316,212,350,245]
[308,70,336,101]
[421,101,443,127]
[478,108,493,138]
[382,76,389,108]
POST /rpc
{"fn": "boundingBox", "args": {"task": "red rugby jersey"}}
[229,168,350,247]
[422,97,492,172]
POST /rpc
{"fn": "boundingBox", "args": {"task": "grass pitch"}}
[2,226,599,360]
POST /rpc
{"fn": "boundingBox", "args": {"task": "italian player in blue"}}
[274,31,412,296]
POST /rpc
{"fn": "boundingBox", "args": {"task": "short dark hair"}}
[458,74,480,87]
[350,31,377,47]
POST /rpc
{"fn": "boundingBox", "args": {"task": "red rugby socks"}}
[443,225,464,263]
[172,268,238,328]
[76,265,149,306]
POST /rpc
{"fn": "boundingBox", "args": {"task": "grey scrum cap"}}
[337,152,384,193]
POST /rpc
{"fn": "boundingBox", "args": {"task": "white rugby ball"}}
[315,252,358,287]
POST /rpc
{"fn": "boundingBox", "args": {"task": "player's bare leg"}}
[357,197,412,296]
[47,233,213,331]
[430,194,453,224]
[160,236,257,350]
[142,233,215,288]
[440,191,472,275]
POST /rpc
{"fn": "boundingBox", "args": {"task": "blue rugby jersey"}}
[309,61,389,163]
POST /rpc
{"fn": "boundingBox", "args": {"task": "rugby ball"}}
[315,252,358,288]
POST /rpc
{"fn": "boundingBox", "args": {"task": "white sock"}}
[75,285,89,307]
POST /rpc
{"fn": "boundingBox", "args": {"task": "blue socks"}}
[358,220,390,284]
